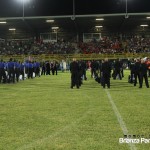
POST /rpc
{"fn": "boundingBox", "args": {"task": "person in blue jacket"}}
[7,58,15,83]
[0,59,6,83]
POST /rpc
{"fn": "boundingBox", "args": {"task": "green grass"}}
[0,70,150,150]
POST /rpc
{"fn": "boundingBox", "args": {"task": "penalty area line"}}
[105,89,137,150]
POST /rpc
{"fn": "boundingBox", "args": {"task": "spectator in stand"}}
[0,36,150,55]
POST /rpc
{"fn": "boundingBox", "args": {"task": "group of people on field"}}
[0,58,41,83]
[1,57,150,89]
[95,58,150,89]
[0,58,59,84]
[70,57,150,89]
[70,58,87,89]
[128,57,150,88]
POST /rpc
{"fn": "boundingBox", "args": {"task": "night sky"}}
[0,0,150,17]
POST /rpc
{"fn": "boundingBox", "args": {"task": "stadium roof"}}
[0,13,150,34]
[0,0,150,36]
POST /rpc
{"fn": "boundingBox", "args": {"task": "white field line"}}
[105,89,137,150]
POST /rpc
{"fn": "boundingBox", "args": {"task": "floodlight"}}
[0,21,7,24]
[46,20,54,23]
[96,18,104,21]
[16,0,30,3]
[52,27,59,30]
[15,0,31,18]
[146,17,150,19]
[9,28,16,31]
[95,26,103,28]
[140,25,149,27]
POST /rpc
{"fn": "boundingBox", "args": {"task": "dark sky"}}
[0,0,150,17]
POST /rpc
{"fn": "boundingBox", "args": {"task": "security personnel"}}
[101,58,111,88]
[139,59,149,88]
[70,58,80,89]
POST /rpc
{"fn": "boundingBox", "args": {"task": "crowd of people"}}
[0,58,59,84]
[0,36,150,55]
[88,57,150,88]
[79,36,150,54]
[70,57,150,89]
[70,59,87,89]
[0,56,150,89]
[0,40,76,55]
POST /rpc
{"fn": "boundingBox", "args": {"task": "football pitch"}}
[0,70,150,150]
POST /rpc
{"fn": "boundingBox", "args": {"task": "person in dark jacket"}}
[46,61,50,75]
[133,58,141,86]
[54,61,58,75]
[139,59,149,88]
[101,58,111,88]
[28,61,33,79]
[0,59,6,83]
[20,61,25,80]
[80,60,87,80]
[129,59,135,83]
[70,58,80,89]
[113,59,122,80]
[41,62,46,75]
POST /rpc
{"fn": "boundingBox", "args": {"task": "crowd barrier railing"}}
[1,53,150,61]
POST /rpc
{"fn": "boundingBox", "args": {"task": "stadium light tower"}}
[16,0,30,19]
[125,0,129,18]
[71,0,75,20]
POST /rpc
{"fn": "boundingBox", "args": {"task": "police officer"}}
[101,58,111,88]
[70,58,80,89]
